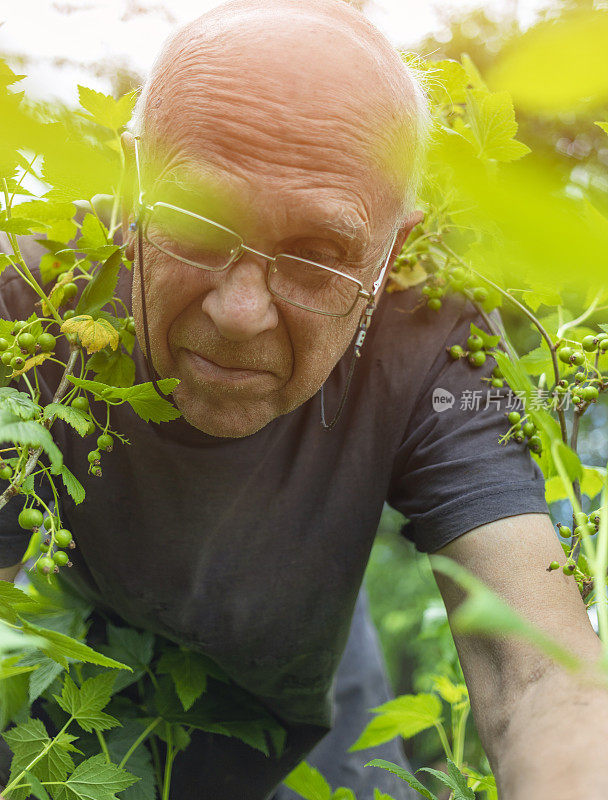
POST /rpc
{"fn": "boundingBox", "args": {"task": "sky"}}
[0,0,553,106]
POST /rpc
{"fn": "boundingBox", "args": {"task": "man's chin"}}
[171,383,282,439]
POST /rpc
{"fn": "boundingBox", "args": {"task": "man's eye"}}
[287,246,340,267]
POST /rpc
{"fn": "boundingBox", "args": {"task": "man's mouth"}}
[183,349,271,382]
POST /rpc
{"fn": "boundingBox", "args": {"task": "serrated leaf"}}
[94,624,154,692]
[10,354,53,379]
[86,348,135,388]
[349,694,442,751]
[519,346,554,377]
[77,213,108,251]
[0,388,41,420]
[106,720,156,800]
[76,250,122,317]
[0,217,47,235]
[14,650,65,704]
[61,315,119,353]
[427,674,468,705]
[43,403,90,437]
[156,647,211,711]
[461,89,530,162]
[2,717,75,791]
[365,760,437,800]
[51,753,139,800]
[53,672,120,733]
[0,420,62,474]
[373,791,396,800]
[331,789,356,800]
[418,759,475,800]
[282,760,332,800]
[59,464,86,505]
[18,618,133,672]
[78,86,138,132]
[66,375,182,424]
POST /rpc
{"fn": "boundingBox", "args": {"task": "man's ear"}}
[120,131,136,262]
[392,208,424,259]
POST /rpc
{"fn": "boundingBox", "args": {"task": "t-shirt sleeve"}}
[387,298,550,554]
[0,233,56,568]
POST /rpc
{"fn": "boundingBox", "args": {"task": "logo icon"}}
[432,387,455,412]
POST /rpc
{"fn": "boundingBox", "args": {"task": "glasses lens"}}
[269,255,360,315]
[146,204,241,271]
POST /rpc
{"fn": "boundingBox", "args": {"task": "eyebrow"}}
[153,172,371,257]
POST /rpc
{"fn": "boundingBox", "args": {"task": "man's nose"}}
[200,256,279,342]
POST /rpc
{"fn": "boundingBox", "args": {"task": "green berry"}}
[97,433,113,451]
[467,334,484,352]
[91,465,102,477]
[17,332,36,351]
[36,556,55,575]
[549,561,560,571]
[491,378,503,388]
[10,355,25,370]
[586,522,596,535]
[574,525,588,538]
[18,508,44,530]
[38,333,57,352]
[71,396,89,412]
[583,386,599,402]
[563,564,575,575]
[492,366,503,379]
[427,298,442,311]
[574,511,588,525]
[0,338,9,351]
[0,465,12,481]
[63,309,76,321]
[600,339,608,352]
[528,435,542,452]
[52,550,69,566]
[87,450,101,464]
[449,267,466,283]
[468,351,486,367]
[449,345,464,360]
[12,321,26,334]
[523,422,536,438]
[62,282,78,300]
[558,525,571,538]
[582,335,598,352]
[472,287,488,302]
[571,351,585,366]
[513,433,524,443]
[85,421,96,436]
[43,515,58,532]
[557,347,573,363]
[126,318,136,334]
[55,529,73,548]
[574,372,585,383]
[1,351,13,365]
[508,411,521,425]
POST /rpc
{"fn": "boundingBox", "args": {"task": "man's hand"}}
[432,512,608,800]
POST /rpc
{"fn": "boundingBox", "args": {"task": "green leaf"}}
[77,213,108,250]
[0,216,48,236]
[519,346,554,377]
[596,121,608,135]
[0,387,41,420]
[105,720,156,800]
[0,668,30,731]
[374,791,396,800]
[43,403,90,437]
[470,322,500,349]
[580,466,607,499]
[18,618,133,672]
[282,761,332,800]
[427,674,468,706]
[86,348,135,388]
[2,717,74,792]
[78,86,138,132]
[53,672,120,733]
[15,650,65,704]
[418,759,475,800]
[461,89,530,162]
[94,623,155,692]
[52,753,139,800]
[76,249,122,317]
[331,790,356,800]
[349,694,442,751]
[156,647,211,711]
[0,420,62,474]
[364,760,437,800]
[24,770,51,800]
[66,376,182,424]
[59,464,86,505]
[0,581,44,625]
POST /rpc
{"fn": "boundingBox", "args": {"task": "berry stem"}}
[118,717,162,769]
[161,725,175,800]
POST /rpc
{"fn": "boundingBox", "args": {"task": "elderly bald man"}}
[2,0,608,798]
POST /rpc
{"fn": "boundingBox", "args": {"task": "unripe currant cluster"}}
[421,265,489,313]
[553,335,608,408]
[446,333,494,370]
[551,511,605,577]
[504,410,541,452]
[0,320,57,373]
[17,507,76,576]
[66,395,114,476]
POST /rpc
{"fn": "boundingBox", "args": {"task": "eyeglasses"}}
[131,136,398,317]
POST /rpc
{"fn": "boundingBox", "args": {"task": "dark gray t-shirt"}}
[0,234,549,771]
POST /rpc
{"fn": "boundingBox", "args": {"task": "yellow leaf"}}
[60,314,119,353]
[387,262,428,292]
[10,353,52,378]
[37,270,75,316]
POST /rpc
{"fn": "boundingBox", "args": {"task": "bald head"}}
[131,0,430,222]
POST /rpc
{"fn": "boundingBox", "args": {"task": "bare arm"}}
[433,512,608,800]
[0,563,22,583]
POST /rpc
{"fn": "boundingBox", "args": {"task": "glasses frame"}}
[131,135,397,318]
